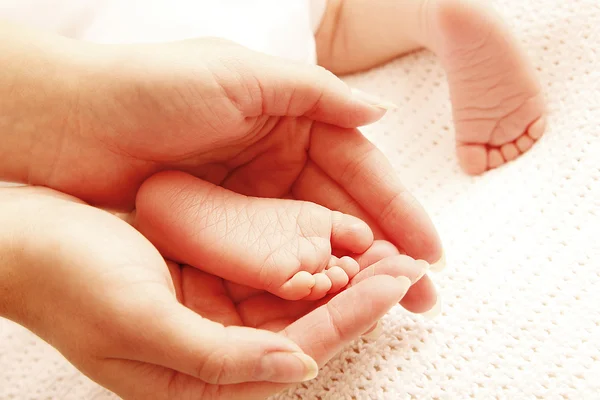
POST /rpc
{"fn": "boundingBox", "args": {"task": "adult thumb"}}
[203,39,395,127]
[118,295,318,385]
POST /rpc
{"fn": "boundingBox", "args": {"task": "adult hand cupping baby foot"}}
[1,25,442,389]
[2,24,443,315]
[158,260,425,400]
[4,25,441,256]
[0,186,415,400]
[0,186,316,385]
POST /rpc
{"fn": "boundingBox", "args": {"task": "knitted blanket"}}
[1,0,599,398]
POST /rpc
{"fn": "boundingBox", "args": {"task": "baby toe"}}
[456,143,488,175]
[516,134,534,153]
[327,255,341,269]
[500,143,520,161]
[488,148,505,169]
[527,116,546,140]
[275,271,316,301]
[337,256,360,278]
[325,267,350,294]
[303,273,333,301]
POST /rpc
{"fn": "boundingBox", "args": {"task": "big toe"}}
[456,143,488,175]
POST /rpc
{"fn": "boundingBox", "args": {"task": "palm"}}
[26,181,438,400]
[157,264,327,399]
[10,187,423,400]
[112,252,417,400]
[174,265,318,336]
[189,117,317,197]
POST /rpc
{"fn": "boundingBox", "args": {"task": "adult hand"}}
[0,186,417,399]
[1,24,442,311]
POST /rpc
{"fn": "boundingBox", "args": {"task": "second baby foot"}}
[425,0,546,174]
[134,171,372,301]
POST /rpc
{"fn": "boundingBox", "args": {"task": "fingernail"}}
[413,259,431,283]
[429,252,446,272]
[362,321,383,340]
[260,352,319,382]
[395,276,412,288]
[292,352,319,381]
[422,295,442,319]
[351,88,398,110]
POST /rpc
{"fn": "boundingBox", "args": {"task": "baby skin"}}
[315,0,546,174]
[134,171,375,301]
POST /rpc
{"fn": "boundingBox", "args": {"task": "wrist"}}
[0,186,80,323]
[0,22,98,185]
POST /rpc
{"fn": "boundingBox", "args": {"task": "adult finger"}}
[93,276,416,400]
[398,276,439,314]
[353,240,401,268]
[352,240,438,313]
[309,123,444,265]
[285,275,411,363]
[349,255,428,287]
[179,265,244,327]
[116,293,319,385]
[212,41,393,127]
[219,275,412,400]
[292,160,386,239]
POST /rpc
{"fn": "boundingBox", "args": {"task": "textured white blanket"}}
[1,0,599,398]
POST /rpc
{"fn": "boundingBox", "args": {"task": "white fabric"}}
[2,0,600,399]
[0,0,322,64]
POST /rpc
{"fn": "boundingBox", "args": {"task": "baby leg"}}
[134,171,371,301]
[315,0,545,174]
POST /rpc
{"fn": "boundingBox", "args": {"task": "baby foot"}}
[425,0,546,174]
[134,171,371,301]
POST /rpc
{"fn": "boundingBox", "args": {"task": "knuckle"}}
[339,145,375,186]
[196,328,240,385]
[198,350,236,384]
